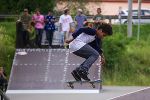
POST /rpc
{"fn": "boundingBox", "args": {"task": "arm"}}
[40,15,45,25]
[59,23,62,32]
[72,28,96,39]
[32,15,36,24]
[58,16,62,32]
[65,38,74,44]
[52,16,56,22]
[93,15,96,21]
[69,16,74,32]
[0,72,7,79]
[84,15,87,21]
[72,28,84,38]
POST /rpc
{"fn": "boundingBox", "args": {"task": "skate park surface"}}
[6,49,150,100]
[7,86,150,100]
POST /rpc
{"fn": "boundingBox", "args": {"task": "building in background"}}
[56,0,150,15]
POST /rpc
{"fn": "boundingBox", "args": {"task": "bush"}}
[0,0,56,14]
[0,22,15,76]
[102,32,130,85]
[102,25,150,85]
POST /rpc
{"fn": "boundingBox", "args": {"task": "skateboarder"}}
[66,22,113,81]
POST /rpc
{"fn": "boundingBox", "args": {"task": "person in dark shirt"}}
[93,8,105,29]
[0,67,8,91]
[66,22,113,81]
[45,10,56,47]
[20,8,32,48]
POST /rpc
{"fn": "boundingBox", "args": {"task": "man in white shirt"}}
[59,8,73,47]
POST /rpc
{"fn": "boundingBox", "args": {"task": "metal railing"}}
[1,14,150,23]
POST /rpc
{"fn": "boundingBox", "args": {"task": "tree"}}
[0,0,56,14]
[57,0,89,17]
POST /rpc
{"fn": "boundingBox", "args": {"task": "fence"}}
[0,15,19,22]
[1,14,150,23]
[3,14,150,48]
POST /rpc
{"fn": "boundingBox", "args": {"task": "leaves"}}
[0,0,56,14]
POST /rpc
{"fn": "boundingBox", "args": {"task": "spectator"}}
[59,8,73,48]
[32,8,44,48]
[93,8,104,22]
[27,21,36,48]
[75,9,87,31]
[20,8,31,48]
[45,10,56,48]
[16,21,24,48]
[93,8,105,29]
[0,67,8,91]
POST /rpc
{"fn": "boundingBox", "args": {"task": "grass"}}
[0,22,16,76]
[103,24,150,86]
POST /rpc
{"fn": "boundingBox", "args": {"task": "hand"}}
[65,39,72,44]
[101,56,105,65]
[0,71,2,75]
[69,28,75,33]
[0,71,4,77]
[100,54,105,65]
[65,40,70,44]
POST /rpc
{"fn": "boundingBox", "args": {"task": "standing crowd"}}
[19,7,105,48]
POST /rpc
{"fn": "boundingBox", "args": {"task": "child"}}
[66,22,113,81]
[0,67,7,91]
[27,21,36,48]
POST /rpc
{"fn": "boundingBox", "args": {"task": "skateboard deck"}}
[66,79,102,89]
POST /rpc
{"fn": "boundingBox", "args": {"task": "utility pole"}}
[128,0,133,38]
[137,0,142,41]
[118,6,122,33]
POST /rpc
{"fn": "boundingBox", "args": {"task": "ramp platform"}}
[7,49,102,94]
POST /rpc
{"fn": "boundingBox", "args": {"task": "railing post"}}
[16,21,24,48]
[109,16,112,24]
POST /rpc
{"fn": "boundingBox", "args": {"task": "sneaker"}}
[77,69,91,81]
[71,70,81,81]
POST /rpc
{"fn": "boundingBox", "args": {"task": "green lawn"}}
[0,22,16,76]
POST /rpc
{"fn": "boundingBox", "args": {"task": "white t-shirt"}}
[69,33,95,52]
[59,14,73,32]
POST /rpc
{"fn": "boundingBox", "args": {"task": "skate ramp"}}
[7,49,102,92]
[6,49,150,100]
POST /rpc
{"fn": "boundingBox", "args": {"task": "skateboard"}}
[66,79,102,89]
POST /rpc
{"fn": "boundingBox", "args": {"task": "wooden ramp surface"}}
[7,49,102,92]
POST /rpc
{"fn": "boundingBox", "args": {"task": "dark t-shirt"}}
[21,14,32,30]
[0,72,7,84]
[45,15,55,31]
[93,14,104,21]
